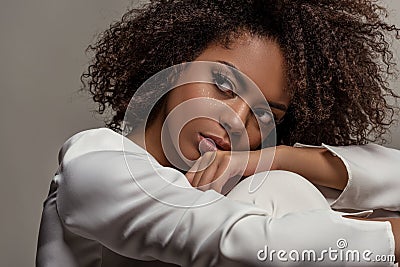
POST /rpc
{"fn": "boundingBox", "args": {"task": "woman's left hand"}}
[185,148,277,193]
[186,145,349,193]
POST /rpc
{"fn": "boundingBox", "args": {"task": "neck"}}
[127,119,171,167]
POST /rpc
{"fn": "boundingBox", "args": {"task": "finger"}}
[192,169,204,188]
[192,157,209,187]
[210,155,244,194]
[196,161,219,188]
[185,157,203,184]
[208,160,231,193]
[191,156,208,187]
[192,152,216,187]
[197,151,217,172]
[185,172,195,184]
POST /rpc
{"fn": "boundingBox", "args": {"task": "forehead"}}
[193,35,290,106]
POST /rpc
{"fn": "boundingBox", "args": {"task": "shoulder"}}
[58,128,148,165]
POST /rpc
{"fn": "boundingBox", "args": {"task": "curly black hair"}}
[81,0,400,146]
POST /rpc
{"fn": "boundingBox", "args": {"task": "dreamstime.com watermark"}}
[256,238,395,263]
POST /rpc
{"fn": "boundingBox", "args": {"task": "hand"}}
[185,147,278,194]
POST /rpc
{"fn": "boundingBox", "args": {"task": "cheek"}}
[165,91,184,113]
[246,121,265,150]
[177,119,209,160]
[248,133,262,150]
[167,84,212,104]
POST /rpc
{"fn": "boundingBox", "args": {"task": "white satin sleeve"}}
[56,129,396,266]
[294,143,400,212]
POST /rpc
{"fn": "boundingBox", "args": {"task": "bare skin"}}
[128,33,399,263]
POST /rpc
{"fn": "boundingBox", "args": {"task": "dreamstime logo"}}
[256,238,395,263]
[121,61,279,207]
[336,238,348,249]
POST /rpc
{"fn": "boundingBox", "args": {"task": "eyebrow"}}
[216,60,288,112]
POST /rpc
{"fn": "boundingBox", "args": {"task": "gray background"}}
[0,1,399,266]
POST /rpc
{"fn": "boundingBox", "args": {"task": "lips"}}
[198,133,231,152]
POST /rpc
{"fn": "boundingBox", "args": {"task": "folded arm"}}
[55,129,398,266]
[273,143,400,212]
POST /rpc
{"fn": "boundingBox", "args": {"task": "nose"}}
[219,98,250,137]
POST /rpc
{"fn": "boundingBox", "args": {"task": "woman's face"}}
[146,34,290,168]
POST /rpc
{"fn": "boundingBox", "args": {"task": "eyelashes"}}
[254,108,276,125]
[212,69,236,97]
[210,68,281,126]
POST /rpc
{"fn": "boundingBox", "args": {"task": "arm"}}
[273,145,348,190]
[274,143,400,211]
[186,145,347,192]
[55,129,397,266]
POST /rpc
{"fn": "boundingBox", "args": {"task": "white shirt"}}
[36,128,400,266]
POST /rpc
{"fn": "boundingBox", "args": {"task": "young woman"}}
[37,1,400,266]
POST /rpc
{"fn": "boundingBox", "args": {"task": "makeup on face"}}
[139,35,290,168]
